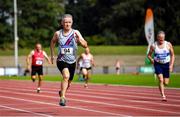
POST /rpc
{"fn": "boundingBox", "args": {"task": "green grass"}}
[1,74,180,88]
[1,46,180,56]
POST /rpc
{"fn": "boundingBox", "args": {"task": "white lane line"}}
[69,86,180,98]
[1,81,179,98]
[69,89,180,99]
[0,105,53,117]
[0,95,125,116]
[1,80,179,100]
[1,89,180,115]
[1,86,180,105]
[1,87,180,109]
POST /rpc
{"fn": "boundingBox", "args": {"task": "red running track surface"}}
[0,80,180,116]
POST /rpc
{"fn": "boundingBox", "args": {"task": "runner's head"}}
[157,31,165,44]
[35,43,42,52]
[61,14,73,31]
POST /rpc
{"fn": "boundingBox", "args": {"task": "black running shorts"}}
[81,67,92,71]
[56,61,76,81]
[31,65,43,76]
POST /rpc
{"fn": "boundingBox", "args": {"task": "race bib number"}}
[61,47,73,55]
[36,60,43,65]
[158,59,169,64]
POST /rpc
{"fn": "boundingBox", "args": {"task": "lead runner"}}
[50,14,87,106]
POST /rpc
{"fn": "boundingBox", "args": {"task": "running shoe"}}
[32,78,35,82]
[84,84,88,88]
[37,88,40,93]
[162,96,167,101]
[59,97,66,106]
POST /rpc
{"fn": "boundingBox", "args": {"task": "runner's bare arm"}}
[74,30,87,48]
[77,54,82,64]
[91,54,95,67]
[147,45,154,64]
[43,51,51,64]
[77,54,83,69]
[26,51,33,70]
[50,31,59,64]
[168,42,175,72]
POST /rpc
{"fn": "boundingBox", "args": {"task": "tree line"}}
[0,0,179,49]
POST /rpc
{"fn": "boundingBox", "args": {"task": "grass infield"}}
[0,46,180,56]
[0,74,180,88]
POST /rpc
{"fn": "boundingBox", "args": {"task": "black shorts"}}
[116,67,120,70]
[56,61,76,81]
[81,67,92,71]
[31,65,43,76]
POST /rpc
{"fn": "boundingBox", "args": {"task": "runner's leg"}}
[61,68,70,98]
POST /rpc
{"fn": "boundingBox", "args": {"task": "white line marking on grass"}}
[1,89,180,115]
[0,105,53,117]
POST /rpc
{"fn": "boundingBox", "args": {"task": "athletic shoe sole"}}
[59,98,66,106]
[162,96,167,101]
[37,89,40,93]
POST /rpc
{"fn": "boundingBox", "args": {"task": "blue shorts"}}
[154,62,170,78]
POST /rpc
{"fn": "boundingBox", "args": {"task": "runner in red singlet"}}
[26,43,51,93]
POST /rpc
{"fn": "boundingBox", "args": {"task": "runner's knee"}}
[31,76,36,79]
[159,79,164,83]
[63,75,69,82]
[164,81,169,86]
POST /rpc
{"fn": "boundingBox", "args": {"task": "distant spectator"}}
[115,59,121,75]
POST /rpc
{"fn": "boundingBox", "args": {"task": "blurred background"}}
[0,0,180,75]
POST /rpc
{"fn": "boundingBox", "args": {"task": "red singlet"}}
[32,50,44,66]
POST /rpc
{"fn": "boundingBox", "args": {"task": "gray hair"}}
[157,30,165,36]
[61,14,73,22]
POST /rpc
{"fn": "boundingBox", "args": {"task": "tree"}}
[65,0,180,45]
[0,0,14,49]
[18,0,64,48]
[0,0,64,49]
[153,0,180,44]
[0,0,179,48]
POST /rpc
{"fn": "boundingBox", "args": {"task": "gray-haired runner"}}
[50,14,88,106]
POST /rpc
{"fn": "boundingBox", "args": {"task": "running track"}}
[0,80,180,116]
